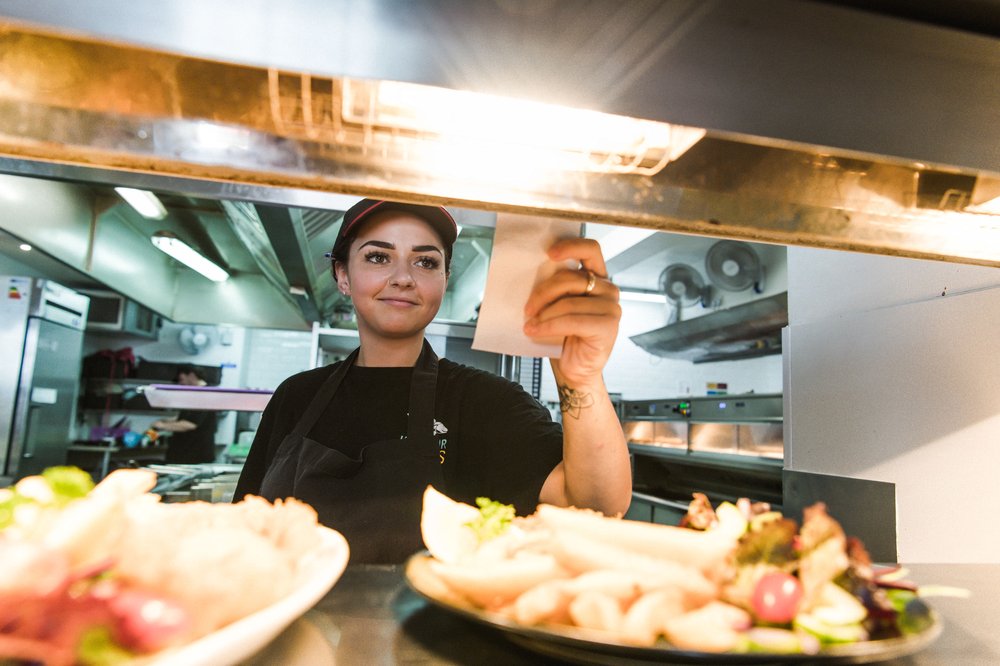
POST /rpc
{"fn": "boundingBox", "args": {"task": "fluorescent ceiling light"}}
[620,290,667,304]
[151,232,229,282]
[115,187,167,219]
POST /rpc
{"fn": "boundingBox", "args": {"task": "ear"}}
[334,261,351,296]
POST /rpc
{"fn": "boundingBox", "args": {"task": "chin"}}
[363,318,436,340]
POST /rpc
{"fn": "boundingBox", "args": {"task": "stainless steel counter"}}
[242,563,1000,665]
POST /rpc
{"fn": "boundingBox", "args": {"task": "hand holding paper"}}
[472,213,580,358]
[473,214,621,383]
[524,236,621,386]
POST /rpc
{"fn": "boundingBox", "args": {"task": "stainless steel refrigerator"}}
[1,276,89,483]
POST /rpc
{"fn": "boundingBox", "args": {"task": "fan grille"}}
[705,241,760,292]
[659,263,705,305]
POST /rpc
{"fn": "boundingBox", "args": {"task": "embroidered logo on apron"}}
[435,420,448,463]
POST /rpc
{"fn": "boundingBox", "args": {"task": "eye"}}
[415,256,441,270]
[363,250,390,265]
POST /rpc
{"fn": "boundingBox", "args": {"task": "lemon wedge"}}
[420,485,481,564]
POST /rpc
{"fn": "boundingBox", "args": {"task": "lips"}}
[378,296,419,307]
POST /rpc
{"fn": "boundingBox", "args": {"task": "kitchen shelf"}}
[83,408,176,416]
[85,377,176,386]
[144,385,273,412]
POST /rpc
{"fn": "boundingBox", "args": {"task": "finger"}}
[524,311,620,341]
[525,270,618,318]
[527,295,619,327]
[547,238,609,278]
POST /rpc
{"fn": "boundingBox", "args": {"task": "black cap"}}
[329,199,458,268]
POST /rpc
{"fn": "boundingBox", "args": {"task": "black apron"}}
[259,341,443,564]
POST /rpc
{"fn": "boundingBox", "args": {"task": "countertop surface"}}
[241,563,999,665]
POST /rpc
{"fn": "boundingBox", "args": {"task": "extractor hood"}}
[630,292,788,364]
[0,0,996,329]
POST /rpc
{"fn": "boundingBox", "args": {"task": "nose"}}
[389,264,415,288]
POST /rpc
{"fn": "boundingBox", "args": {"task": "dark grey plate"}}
[404,554,942,665]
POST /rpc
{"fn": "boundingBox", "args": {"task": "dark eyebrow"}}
[358,240,394,250]
[358,240,442,255]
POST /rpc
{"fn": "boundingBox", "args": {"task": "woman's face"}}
[335,211,448,341]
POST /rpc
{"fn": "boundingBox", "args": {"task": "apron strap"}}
[406,339,437,442]
[290,339,443,485]
[290,347,359,437]
[407,339,444,486]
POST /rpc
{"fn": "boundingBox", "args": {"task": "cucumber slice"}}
[794,613,868,643]
[811,582,868,625]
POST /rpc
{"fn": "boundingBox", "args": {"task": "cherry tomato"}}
[751,571,803,624]
[107,589,191,652]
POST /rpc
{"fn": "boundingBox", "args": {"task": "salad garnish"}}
[464,497,516,542]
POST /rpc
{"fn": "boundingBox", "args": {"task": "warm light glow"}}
[115,187,167,219]
[967,195,1000,214]
[194,121,251,152]
[151,232,229,282]
[966,176,1000,214]
[975,198,1000,213]
[340,79,705,177]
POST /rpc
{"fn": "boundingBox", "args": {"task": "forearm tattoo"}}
[558,384,594,419]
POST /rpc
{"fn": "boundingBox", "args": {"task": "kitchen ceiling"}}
[0,0,996,330]
[0,176,502,328]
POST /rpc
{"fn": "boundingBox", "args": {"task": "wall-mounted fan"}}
[178,325,216,356]
[659,263,710,323]
[705,240,764,293]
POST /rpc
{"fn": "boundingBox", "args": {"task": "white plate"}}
[144,526,349,666]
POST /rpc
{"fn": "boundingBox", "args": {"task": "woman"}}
[152,365,219,464]
[235,199,631,563]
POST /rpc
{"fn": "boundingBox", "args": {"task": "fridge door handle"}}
[30,387,59,405]
[22,405,41,458]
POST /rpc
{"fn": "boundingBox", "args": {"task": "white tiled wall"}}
[241,328,313,390]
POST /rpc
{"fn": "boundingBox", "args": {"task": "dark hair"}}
[175,364,202,380]
[329,199,457,275]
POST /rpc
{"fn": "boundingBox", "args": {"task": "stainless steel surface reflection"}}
[241,612,338,666]
[688,422,784,458]
[238,563,999,664]
[622,420,687,449]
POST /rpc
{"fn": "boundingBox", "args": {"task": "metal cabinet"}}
[622,394,784,525]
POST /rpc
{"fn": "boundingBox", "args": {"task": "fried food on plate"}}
[414,485,931,656]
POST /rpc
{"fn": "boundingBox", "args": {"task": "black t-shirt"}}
[164,410,218,464]
[235,358,563,516]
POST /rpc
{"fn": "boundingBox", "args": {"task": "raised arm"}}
[524,237,632,516]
